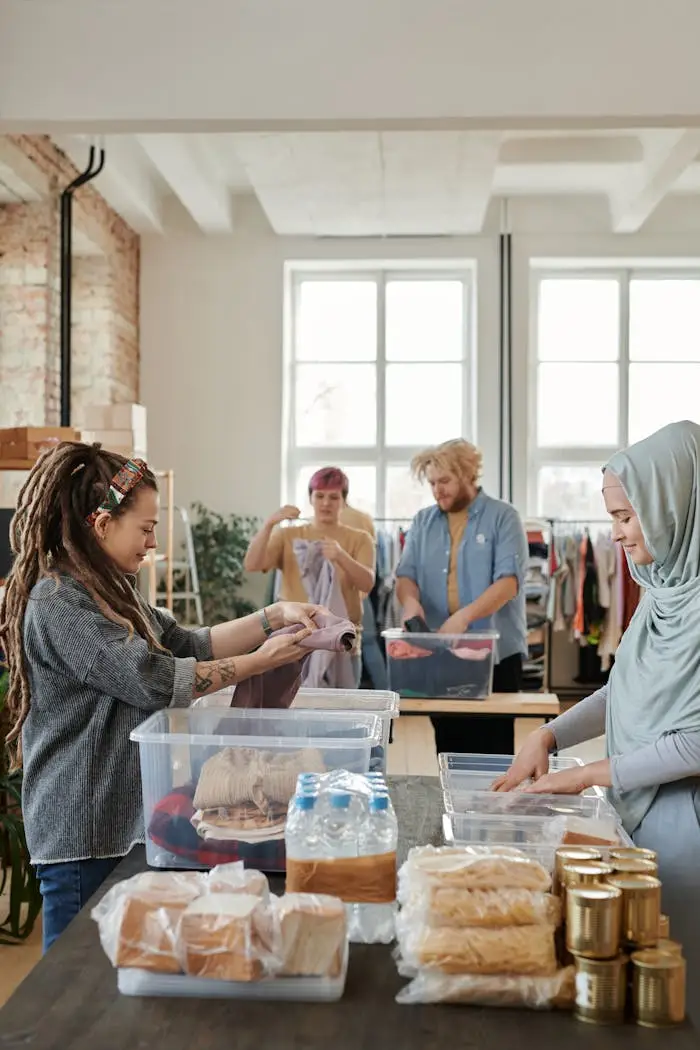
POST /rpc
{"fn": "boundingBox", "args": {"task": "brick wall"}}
[0,135,140,442]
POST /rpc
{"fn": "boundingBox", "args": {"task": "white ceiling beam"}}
[500,135,643,166]
[611,130,700,233]
[52,135,164,233]
[0,136,47,199]
[137,134,234,233]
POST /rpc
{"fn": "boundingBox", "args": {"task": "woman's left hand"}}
[269,602,327,631]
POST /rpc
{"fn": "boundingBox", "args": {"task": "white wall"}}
[3,0,700,129]
[141,195,700,519]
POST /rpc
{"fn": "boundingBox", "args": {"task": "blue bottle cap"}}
[329,791,352,809]
[295,793,317,811]
[369,794,389,811]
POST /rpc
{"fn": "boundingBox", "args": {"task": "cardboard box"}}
[0,427,81,462]
[83,403,147,435]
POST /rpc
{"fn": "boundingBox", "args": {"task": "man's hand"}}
[266,505,301,527]
[401,597,426,625]
[321,538,344,564]
[438,608,473,635]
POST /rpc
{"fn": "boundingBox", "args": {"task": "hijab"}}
[605,419,700,833]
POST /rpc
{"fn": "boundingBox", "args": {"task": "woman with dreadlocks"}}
[0,442,324,951]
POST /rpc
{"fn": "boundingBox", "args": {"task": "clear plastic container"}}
[381,630,499,699]
[117,942,348,1001]
[439,751,606,802]
[442,788,619,822]
[131,708,382,872]
[193,687,399,773]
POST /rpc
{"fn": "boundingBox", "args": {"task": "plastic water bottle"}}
[355,792,398,943]
[323,792,358,858]
[285,792,321,860]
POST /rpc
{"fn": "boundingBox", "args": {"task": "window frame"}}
[283,264,476,519]
[528,266,700,516]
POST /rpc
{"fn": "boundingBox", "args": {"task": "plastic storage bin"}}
[193,687,400,773]
[381,630,499,699]
[442,788,619,822]
[117,945,349,1002]
[439,751,606,802]
[131,708,382,872]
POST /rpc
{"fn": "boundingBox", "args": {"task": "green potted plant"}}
[185,503,260,625]
[0,669,43,943]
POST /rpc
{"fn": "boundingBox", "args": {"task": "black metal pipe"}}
[505,231,513,503]
[60,145,106,427]
[497,233,505,499]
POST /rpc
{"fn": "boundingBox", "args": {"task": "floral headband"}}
[86,458,148,527]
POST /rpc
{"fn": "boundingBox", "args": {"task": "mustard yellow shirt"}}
[340,504,376,539]
[447,509,469,615]
[265,523,375,628]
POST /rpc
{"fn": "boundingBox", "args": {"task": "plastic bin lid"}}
[382,629,499,641]
[130,707,383,747]
[293,687,400,717]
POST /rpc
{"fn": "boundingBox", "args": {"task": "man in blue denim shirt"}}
[396,439,528,754]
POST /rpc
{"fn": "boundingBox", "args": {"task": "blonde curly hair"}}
[411,439,483,486]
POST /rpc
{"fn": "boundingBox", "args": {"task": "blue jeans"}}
[36,856,122,953]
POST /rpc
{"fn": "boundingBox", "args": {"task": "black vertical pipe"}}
[497,233,505,500]
[60,145,106,426]
[505,231,513,503]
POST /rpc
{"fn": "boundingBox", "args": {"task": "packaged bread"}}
[396,966,575,1008]
[411,924,558,976]
[206,862,270,900]
[409,887,561,929]
[561,816,620,847]
[400,846,551,893]
[90,871,206,973]
[275,894,347,977]
[178,893,275,982]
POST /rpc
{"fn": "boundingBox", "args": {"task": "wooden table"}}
[1,774,695,1048]
[389,694,560,777]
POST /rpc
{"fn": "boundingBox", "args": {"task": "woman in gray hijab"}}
[495,420,700,1009]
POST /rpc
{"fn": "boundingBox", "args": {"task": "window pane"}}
[386,280,464,361]
[630,279,700,362]
[295,465,377,517]
[295,364,376,446]
[628,363,700,444]
[385,363,463,446]
[295,280,377,361]
[385,465,434,521]
[537,278,620,362]
[537,466,606,520]
[537,363,618,446]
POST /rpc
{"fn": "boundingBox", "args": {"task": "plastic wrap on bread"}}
[400,845,552,892]
[399,886,562,929]
[396,966,575,1008]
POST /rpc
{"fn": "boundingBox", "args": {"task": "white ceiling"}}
[18,129,700,237]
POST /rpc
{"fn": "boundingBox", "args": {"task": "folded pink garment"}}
[233,611,357,708]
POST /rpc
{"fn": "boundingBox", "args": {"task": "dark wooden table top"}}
[1,776,697,1050]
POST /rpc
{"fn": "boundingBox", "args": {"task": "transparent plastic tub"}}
[381,630,499,699]
[193,687,400,773]
[439,751,606,801]
[442,788,619,822]
[131,708,382,872]
[117,942,349,1001]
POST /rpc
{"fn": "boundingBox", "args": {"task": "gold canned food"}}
[659,914,670,939]
[554,847,604,895]
[607,875,661,949]
[566,885,622,960]
[610,847,658,864]
[561,862,614,906]
[611,857,658,876]
[632,950,686,1027]
[656,939,683,959]
[574,955,628,1025]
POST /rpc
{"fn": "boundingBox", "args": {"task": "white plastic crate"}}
[131,708,382,872]
[381,630,499,699]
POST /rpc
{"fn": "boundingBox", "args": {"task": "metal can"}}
[574,955,628,1025]
[611,857,658,877]
[566,885,622,960]
[554,847,603,895]
[655,939,683,958]
[610,847,658,864]
[607,874,661,949]
[659,914,670,939]
[561,862,614,903]
[632,950,686,1027]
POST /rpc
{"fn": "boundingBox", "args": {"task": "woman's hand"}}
[268,602,326,631]
[320,538,344,564]
[491,727,556,791]
[266,504,302,527]
[523,759,611,796]
[256,629,312,669]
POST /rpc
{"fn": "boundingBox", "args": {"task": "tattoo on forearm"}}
[194,658,238,696]
[194,666,214,694]
[218,658,238,685]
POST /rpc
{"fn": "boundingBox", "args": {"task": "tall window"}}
[530,271,700,519]
[284,268,475,520]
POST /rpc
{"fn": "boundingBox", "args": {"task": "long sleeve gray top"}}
[548,684,700,793]
[21,575,212,864]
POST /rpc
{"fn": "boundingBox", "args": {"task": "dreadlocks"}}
[0,441,160,769]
